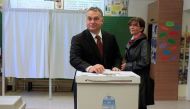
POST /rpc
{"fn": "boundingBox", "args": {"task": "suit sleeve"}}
[112,36,122,68]
[70,36,91,72]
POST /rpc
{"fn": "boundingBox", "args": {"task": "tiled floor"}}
[148,100,190,109]
[6,91,74,109]
[4,91,190,109]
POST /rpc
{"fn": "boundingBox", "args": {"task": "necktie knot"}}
[95,35,101,40]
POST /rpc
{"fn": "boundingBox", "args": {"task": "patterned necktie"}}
[95,35,103,57]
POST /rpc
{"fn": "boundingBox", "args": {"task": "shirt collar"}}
[131,32,142,40]
[91,31,102,39]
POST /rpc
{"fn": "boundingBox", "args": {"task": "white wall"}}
[183,0,190,12]
[179,1,190,100]
[182,8,190,101]
[128,0,156,21]
[182,12,190,34]
[128,0,156,33]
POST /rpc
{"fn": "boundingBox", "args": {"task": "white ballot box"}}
[76,70,140,109]
[0,96,26,109]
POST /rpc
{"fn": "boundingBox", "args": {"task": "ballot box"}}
[76,70,140,109]
[0,96,26,109]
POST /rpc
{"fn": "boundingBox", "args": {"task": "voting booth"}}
[0,96,26,109]
[76,70,140,109]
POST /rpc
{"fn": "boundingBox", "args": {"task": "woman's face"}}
[129,21,143,35]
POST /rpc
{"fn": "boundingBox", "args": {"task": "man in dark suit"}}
[70,7,122,109]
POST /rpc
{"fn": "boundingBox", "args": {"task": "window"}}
[9,0,128,16]
[9,0,104,11]
[64,0,104,12]
[10,0,54,9]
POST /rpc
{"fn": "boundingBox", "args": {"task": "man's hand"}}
[88,64,105,73]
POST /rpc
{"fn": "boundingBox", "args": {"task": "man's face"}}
[86,10,103,34]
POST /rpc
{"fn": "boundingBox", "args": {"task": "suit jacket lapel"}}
[102,32,108,60]
[84,30,102,60]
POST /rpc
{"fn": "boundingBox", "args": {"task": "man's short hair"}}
[87,7,103,17]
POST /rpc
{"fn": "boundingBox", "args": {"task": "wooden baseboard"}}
[15,79,73,92]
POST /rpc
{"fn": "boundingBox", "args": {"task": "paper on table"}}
[77,69,138,77]
[103,69,138,77]
[102,69,120,75]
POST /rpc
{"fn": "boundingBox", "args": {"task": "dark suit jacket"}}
[70,29,122,72]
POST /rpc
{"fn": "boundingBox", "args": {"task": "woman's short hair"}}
[128,17,145,32]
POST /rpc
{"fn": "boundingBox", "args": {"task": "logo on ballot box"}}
[102,96,116,109]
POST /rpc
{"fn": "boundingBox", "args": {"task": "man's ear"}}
[102,18,104,23]
[101,18,104,25]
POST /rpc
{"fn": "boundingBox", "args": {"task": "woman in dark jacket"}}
[121,17,154,109]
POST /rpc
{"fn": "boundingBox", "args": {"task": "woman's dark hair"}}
[128,17,145,32]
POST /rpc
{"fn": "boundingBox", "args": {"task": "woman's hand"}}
[112,67,120,71]
[120,63,126,71]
